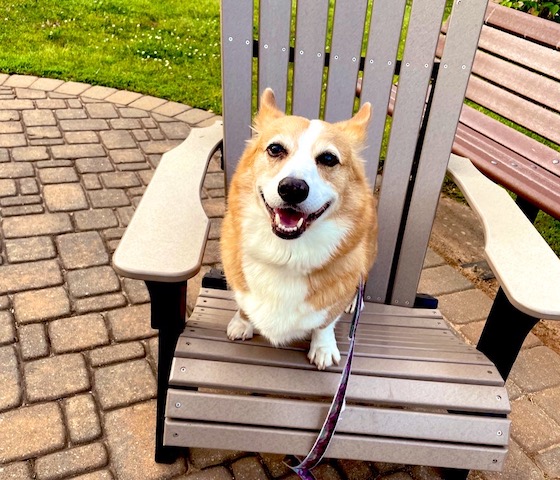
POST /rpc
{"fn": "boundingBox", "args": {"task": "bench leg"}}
[146,280,187,464]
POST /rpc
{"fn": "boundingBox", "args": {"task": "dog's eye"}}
[266,143,287,158]
[316,151,339,167]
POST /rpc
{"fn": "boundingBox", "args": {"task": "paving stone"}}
[82,173,102,190]
[177,466,232,480]
[99,171,140,189]
[62,393,101,444]
[145,337,159,367]
[24,353,90,402]
[1,204,44,216]
[377,472,413,480]
[153,102,191,118]
[43,183,88,211]
[202,197,226,218]
[54,81,91,96]
[27,126,62,141]
[15,88,45,99]
[105,90,143,105]
[0,346,22,412]
[532,385,560,425]
[59,119,109,131]
[109,118,142,130]
[159,121,190,140]
[85,102,118,119]
[69,470,114,480]
[35,442,108,480]
[0,133,27,147]
[0,194,41,207]
[66,266,121,298]
[73,293,127,314]
[116,205,135,226]
[189,448,245,469]
[409,465,445,480]
[139,139,181,154]
[509,396,560,453]
[147,128,164,140]
[0,260,62,295]
[13,286,71,324]
[94,359,156,410]
[4,75,38,88]
[98,129,137,150]
[2,212,72,238]
[88,341,145,367]
[129,95,167,111]
[87,188,130,208]
[49,314,110,353]
[51,143,105,159]
[65,130,98,144]
[0,99,34,110]
[0,161,34,178]
[56,231,109,269]
[74,208,119,230]
[75,157,114,173]
[534,446,560,478]
[437,289,494,325]
[105,400,186,479]
[0,402,65,463]
[0,461,33,479]
[0,311,15,345]
[106,304,156,341]
[260,453,292,478]
[231,456,269,480]
[132,129,149,141]
[122,278,150,304]
[34,99,66,110]
[56,108,88,120]
[82,85,117,100]
[30,77,65,91]
[335,460,375,480]
[0,179,16,197]
[109,148,145,163]
[0,121,23,134]
[176,108,216,125]
[419,265,473,296]
[22,109,56,126]
[480,440,544,480]
[508,346,560,393]
[19,323,49,360]
[0,110,19,121]
[203,240,221,264]
[39,167,79,184]
[19,177,39,194]
[118,107,149,118]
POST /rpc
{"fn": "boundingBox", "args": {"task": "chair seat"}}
[164,288,511,471]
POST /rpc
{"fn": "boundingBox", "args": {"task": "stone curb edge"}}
[0,73,221,127]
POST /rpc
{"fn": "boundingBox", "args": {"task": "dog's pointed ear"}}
[254,88,284,132]
[337,102,372,144]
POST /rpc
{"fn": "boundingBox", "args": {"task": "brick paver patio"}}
[0,74,559,479]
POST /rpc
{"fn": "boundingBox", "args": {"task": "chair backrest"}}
[220,0,488,307]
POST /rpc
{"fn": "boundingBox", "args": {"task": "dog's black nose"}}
[278,177,309,204]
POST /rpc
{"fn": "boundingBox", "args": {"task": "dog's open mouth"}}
[260,192,330,240]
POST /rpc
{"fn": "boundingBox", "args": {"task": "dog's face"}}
[250,89,371,241]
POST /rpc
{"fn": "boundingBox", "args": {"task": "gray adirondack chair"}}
[113,0,560,475]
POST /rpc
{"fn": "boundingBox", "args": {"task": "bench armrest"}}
[113,121,224,283]
[447,154,560,320]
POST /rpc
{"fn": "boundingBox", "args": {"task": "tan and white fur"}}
[221,89,377,369]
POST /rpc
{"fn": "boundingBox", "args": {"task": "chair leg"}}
[146,280,188,464]
[477,287,539,381]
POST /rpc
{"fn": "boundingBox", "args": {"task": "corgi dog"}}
[220,88,378,369]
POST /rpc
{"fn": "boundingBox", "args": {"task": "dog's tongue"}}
[275,208,305,228]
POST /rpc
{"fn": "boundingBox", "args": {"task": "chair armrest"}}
[447,154,560,320]
[113,121,224,283]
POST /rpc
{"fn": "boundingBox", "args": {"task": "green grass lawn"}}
[0,0,222,112]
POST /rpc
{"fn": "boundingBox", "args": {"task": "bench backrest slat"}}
[221,0,254,185]
[360,0,407,182]
[391,0,490,304]
[323,0,369,123]
[366,0,448,303]
[258,0,292,112]
[292,0,329,119]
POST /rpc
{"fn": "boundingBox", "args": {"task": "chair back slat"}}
[221,0,254,188]
[292,0,329,119]
[323,0,369,123]
[366,0,448,304]
[258,0,292,111]
[391,0,489,306]
[360,0,407,185]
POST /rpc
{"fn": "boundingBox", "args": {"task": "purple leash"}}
[287,279,365,480]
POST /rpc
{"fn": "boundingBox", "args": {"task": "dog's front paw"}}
[227,311,254,341]
[308,324,340,370]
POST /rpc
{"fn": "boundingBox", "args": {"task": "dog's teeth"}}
[296,217,304,229]
[275,213,281,226]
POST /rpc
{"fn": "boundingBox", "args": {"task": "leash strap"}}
[288,279,365,479]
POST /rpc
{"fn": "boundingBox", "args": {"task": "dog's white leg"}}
[227,310,254,341]
[308,320,341,370]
